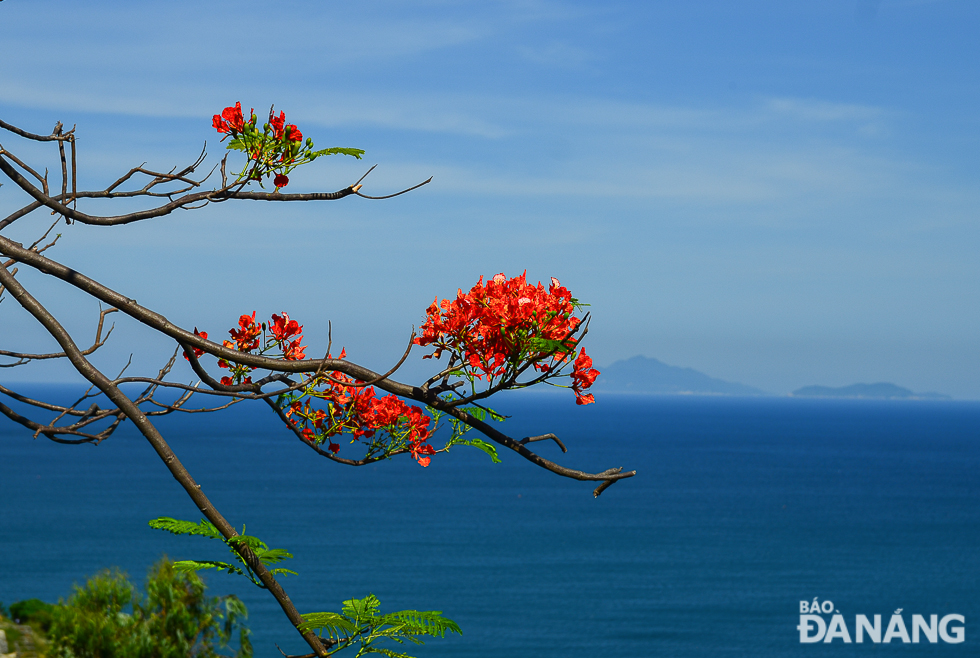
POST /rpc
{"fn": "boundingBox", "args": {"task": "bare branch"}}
[0,118,71,142]
[0,307,117,363]
[355,175,432,200]
[519,433,568,453]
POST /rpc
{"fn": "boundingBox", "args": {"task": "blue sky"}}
[1,0,978,396]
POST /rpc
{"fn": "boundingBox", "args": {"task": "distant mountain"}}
[791,383,951,400]
[592,355,769,396]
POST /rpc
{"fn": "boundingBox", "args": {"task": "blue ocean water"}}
[2,390,979,656]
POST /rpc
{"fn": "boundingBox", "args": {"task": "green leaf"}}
[372,649,415,658]
[455,438,501,463]
[380,610,462,638]
[309,147,365,160]
[149,517,222,540]
[342,594,381,621]
[172,560,245,577]
[297,612,357,636]
[528,337,574,354]
[460,406,505,423]
[461,406,486,421]
[255,547,294,565]
[227,534,268,551]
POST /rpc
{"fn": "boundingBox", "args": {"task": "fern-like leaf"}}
[342,594,381,621]
[460,406,486,421]
[309,147,365,160]
[297,612,357,636]
[380,611,462,638]
[255,547,294,565]
[268,568,298,578]
[173,560,245,577]
[149,517,222,540]
[371,649,415,658]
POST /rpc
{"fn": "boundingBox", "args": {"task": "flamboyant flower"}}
[229,312,261,351]
[213,102,246,134]
[284,124,303,142]
[181,328,208,361]
[571,348,599,405]
[270,313,302,342]
[269,110,286,139]
[269,312,306,360]
[409,439,436,467]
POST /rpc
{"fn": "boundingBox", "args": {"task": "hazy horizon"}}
[1,1,978,397]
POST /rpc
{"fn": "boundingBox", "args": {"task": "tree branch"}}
[0,263,330,657]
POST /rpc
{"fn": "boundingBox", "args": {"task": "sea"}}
[2,388,979,657]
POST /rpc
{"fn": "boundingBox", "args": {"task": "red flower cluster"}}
[286,352,436,466]
[203,311,308,386]
[212,103,309,188]
[414,273,599,403]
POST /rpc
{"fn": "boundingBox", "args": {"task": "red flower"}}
[283,337,306,360]
[270,313,302,342]
[571,348,599,405]
[273,173,289,188]
[269,110,286,139]
[270,312,306,360]
[409,439,436,467]
[229,312,261,351]
[284,124,303,142]
[181,328,208,361]
[213,102,246,134]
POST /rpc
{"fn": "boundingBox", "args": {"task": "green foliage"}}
[149,518,296,588]
[9,597,55,631]
[299,594,461,657]
[47,558,250,658]
[451,437,502,463]
[458,406,505,423]
[307,147,366,160]
[149,519,461,655]
[149,517,224,540]
[422,404,504,464]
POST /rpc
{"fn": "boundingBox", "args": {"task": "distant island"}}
[791,383,951,400]
[592,355,768,396]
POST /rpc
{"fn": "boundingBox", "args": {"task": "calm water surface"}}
[2,390,979,656]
